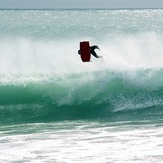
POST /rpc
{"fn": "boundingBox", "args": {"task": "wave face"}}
[1,70,163,124]
[1,9,163,124]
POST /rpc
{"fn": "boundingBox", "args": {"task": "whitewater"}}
[1,9,163,162]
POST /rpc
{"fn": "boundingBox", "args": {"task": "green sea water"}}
[0,9,163,162]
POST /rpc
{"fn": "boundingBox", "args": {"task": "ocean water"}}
[1,9,163,162]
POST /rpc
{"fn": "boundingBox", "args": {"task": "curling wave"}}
[1,69,163,124]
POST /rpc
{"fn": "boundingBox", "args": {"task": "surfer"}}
[78,45,101,59]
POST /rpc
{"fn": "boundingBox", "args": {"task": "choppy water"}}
[0,9,163,162]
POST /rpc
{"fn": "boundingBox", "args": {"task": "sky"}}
[0,0,163,9]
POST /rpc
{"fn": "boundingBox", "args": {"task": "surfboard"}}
[80,41,91,62]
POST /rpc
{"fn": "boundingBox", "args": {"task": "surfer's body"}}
[78,45,101,59]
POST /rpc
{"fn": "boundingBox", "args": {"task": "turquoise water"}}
[0,9,163,162]
[1,70,163,124]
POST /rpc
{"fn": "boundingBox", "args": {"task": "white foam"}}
[1,122,163,162]
[0,32,163,74]
[101,32,163,70]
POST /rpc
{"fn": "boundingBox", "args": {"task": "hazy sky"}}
[0,0,163,9]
